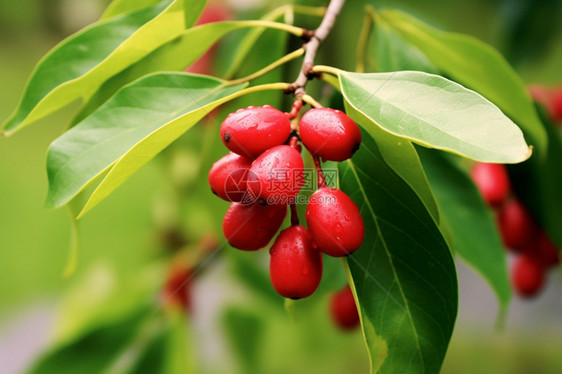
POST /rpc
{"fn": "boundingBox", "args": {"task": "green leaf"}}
[370,21,437,74]
[101,0,166,20]
[46,72,288,216]
[339,132,457,374]
[417,147,511,312]
[344,104,440,224]
[2,0,206,135]
[377,9,547,152]
[72,20,299,126]
[321,72,440,224]
[339,71,531,163]
[46,73,242,210]
[27,309,149,374]
[125,310,197,374]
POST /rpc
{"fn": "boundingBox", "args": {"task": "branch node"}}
[300,29,315,42]
[306,71,321,81]
[284,85,297,95]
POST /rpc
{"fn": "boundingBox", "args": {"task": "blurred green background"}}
[1,0,561,373]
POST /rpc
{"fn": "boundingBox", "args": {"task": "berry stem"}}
[289,135,299,149]
[227,48,305,86]
[290,204,300,226]
[238,20,308,38]
[314,155,327,188]
[310,66,340,89]
[284,297,298,320]
[301,94,324,109]
[286,100,303,120]
[290,0,346,99]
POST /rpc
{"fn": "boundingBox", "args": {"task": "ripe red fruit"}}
[220,106,291,159]
[470,163,511,207]
[305,187,364,257]
[536,231,560,268]
[299,108,362,162]
[185,2,232,75]
[330,286,360,330]
[269,225,323,299]
[497,200,536,251]
[247,145,304,205]
[163,265,193,311]
[222,202,286,251]
[511,255,546,297]
[208,152,252,202]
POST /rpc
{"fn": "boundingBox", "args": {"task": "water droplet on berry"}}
[301,266,309,275]
[344,215,351,221]
[335,223,342,233]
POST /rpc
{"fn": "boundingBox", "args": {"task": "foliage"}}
[2,0,561,373]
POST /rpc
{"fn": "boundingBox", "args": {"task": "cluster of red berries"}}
[471,163,560,297]
[208,104,365,300]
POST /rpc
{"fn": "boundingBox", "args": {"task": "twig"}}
[290,0,346,99]
[313,156,327,188]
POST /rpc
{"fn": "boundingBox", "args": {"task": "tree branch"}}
[291,0,345,99]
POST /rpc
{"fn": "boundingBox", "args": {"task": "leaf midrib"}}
[346,159,425,371]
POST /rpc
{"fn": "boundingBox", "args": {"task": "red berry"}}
[330,286,360,330]
[550,90,562,123]
[208,152,252,202]
[163,265,193,311]
[222,202,286,251]
[497,200,536,251]
[470,163,511,207]
[220,106,291,159]
[305,187,364,257]
[269,225,323,299]
[247,145,304,205]
[185,2,232,75]
[511,255,546,297]
[536,231,560,268]
[299,108,362,162]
